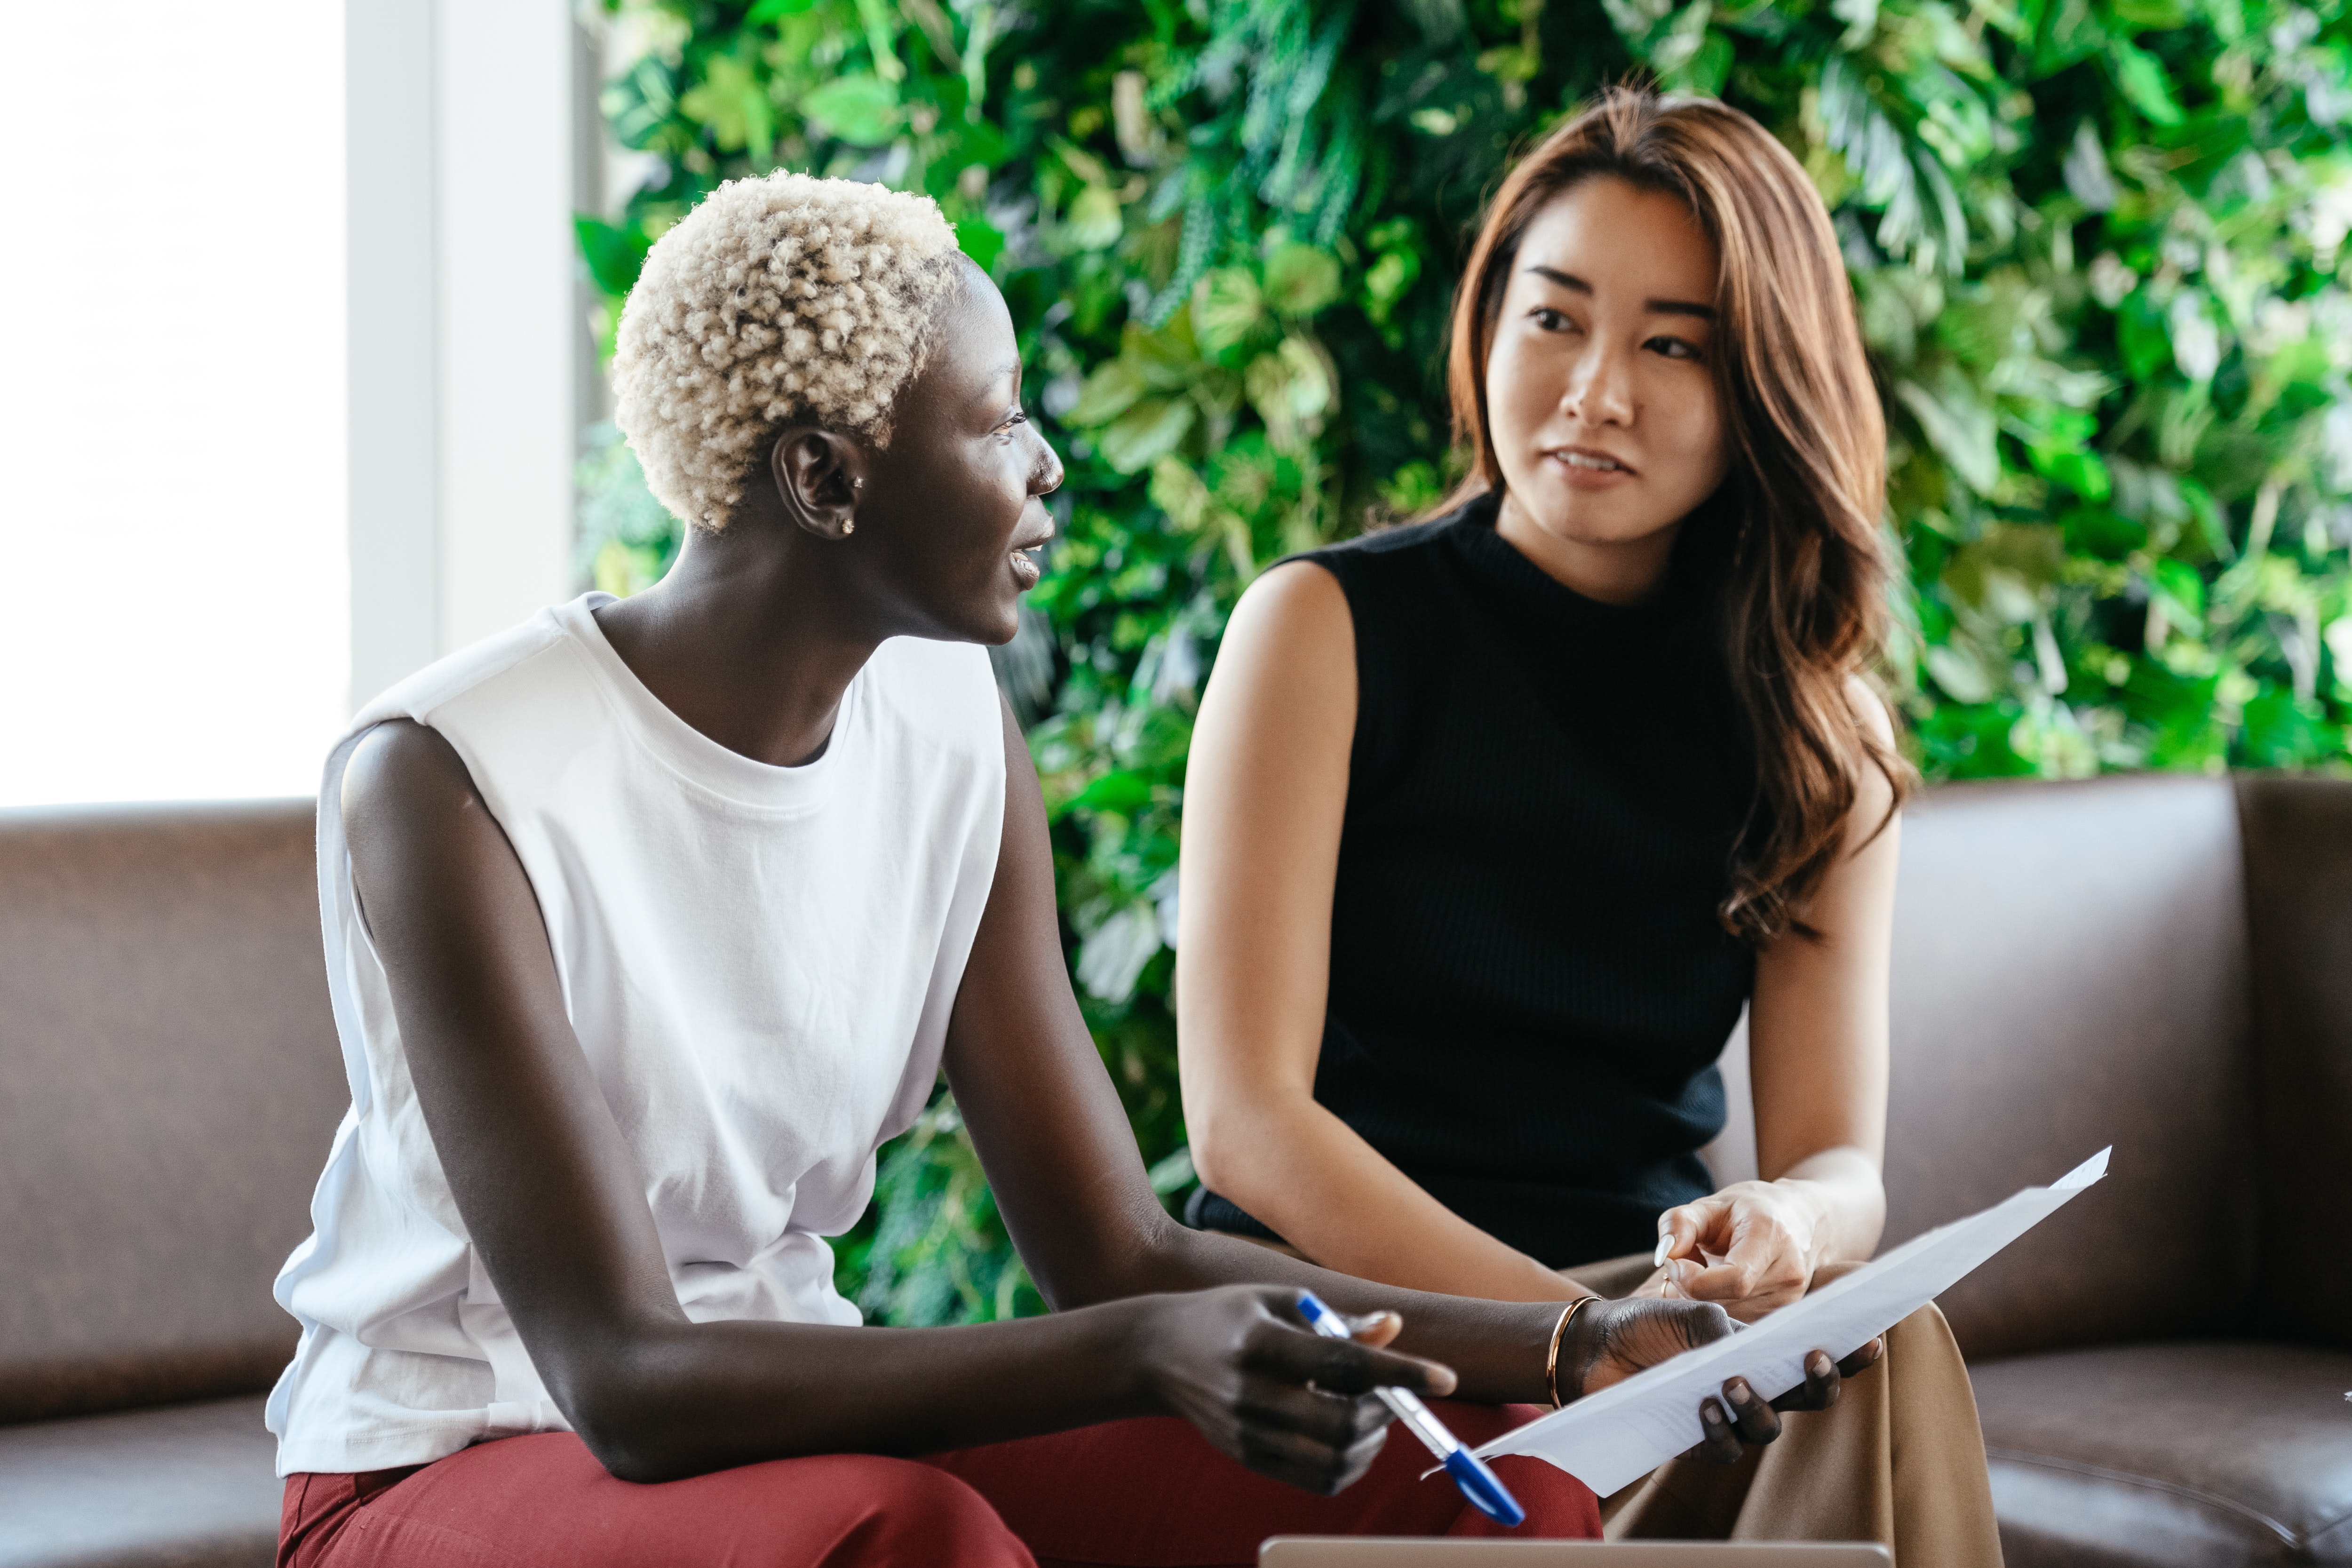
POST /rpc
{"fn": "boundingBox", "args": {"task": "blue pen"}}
[1293,1290,1526,1528]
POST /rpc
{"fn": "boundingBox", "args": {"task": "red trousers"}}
[279,1404,1596,1567]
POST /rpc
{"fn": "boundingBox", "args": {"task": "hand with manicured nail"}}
[1560,1295,1884,1465]
[1638,1178,1834,1321]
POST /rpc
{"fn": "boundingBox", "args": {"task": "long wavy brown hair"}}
[1439,87,1912,943]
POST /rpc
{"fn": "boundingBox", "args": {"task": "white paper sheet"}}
[1475,1148,2111,1498]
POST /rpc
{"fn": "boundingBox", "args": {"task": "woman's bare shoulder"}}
[1192,561,1356,786]
[342,719,478,828]
[1221,558,1353,670]
[338,723,523,899]
[1839,675,1903,836]
[1841,674,1898,750]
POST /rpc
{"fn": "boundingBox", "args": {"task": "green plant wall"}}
[578,0,2352,1323]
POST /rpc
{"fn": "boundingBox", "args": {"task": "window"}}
[0,4,348,807]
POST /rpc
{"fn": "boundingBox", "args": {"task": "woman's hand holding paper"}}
[1560,1295,1884,1468]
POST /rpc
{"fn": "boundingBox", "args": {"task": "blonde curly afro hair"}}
[613,173,965,531]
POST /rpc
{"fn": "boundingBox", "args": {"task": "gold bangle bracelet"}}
[1546,1295,1601,1409]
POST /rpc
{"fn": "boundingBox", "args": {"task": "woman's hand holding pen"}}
[1131,1284,1456,1496]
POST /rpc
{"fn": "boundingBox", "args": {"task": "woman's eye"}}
[997,409,1029,438]
[1530,307,1575,332]
[1647,335,1702,361]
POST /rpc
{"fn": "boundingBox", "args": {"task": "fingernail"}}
[1702,1401,1726,1425]
[1653,1235,1672,1267]
[1812,1353,1831,1377]
[1726,1381,1749,1407]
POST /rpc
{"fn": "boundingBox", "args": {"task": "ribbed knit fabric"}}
[1190,494,1756,1267]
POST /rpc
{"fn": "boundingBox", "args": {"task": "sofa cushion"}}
[1880,777,2262,1361]
[1974,1342,2352,1567]
[0,1394,279,1568]
[0,802,347,1424]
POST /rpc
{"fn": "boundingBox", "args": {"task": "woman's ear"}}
[769,428,870,541]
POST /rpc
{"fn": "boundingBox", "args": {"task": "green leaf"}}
[2116,295,2173,382]
[1923,639,2001,703]
[1917,701,2037,778]
[2151,557,2206,629]
[1064,769,1156,816]
[681,52,777,162]
[2240,687,2340,767]
[2028,443,2113,502]
[1897,374,2001,494]
[2110,42,2185,124]
[954,217,1005,274]
[573,215,652,300]
[1066,185,1124,251]
[2124,662,2226,770]
[1145,1146,1197,1196]
[1148,455,1233,535]
[2060,120,2119,210]
[2060,506,2149,560]
[1670,31,1735,96]
[1263,244,1343,318]
[2107,0,2188,29]
[1192,268,1267,355]
[1065,359,1147,428]
[1244,338,1335,450]
[1075,903,1162,1004]
[1362,247,1421,326]
[1096,397,1197,473]
[1945,525,2064,623]
[1120,312,1207,391]
[1830,0,1880,44]
[800,73,902,145]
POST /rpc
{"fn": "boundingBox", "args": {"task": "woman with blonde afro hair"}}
[269,170,1754,1568]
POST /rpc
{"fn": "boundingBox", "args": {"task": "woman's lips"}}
[1009,547,1043,588]
[1545,448,1636,490]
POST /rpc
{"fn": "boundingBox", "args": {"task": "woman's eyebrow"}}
[1522,263,1715,320]
[973,359,1022,404]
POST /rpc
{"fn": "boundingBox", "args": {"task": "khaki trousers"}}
[1570,1251,2004,1566]
[1216,1235,2004,1565]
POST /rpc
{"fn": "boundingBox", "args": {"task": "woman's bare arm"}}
[1649,679,1899,1316]
[1174,563,1585,1305]
[341,717,1458,1488]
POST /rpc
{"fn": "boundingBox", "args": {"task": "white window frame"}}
[346,0,598,709]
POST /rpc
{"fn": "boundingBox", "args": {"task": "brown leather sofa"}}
[1707,774,2352,1566]
[0,803,343,1568]
[3,776,2348,1566]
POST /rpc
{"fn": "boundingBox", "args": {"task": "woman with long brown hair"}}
[1176,88,2004,1555]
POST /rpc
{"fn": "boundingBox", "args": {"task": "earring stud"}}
[842,520,856,536]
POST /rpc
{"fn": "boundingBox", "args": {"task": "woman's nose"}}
[1033,438,1065,496]
[1565,342,1636,427]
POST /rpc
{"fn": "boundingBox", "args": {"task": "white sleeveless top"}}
[266,594,1006,1476]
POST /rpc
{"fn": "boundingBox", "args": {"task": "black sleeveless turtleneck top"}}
[1189,495,1758,1268]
